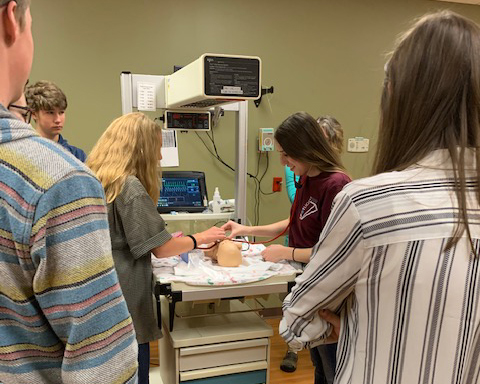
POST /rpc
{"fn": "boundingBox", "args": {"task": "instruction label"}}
[204,56,260,97]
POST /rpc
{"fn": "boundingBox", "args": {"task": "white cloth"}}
[152,244,301,286]
[280,149,480,384]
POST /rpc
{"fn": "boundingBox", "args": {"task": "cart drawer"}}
[181,369,267,384]
[179,338,268,372]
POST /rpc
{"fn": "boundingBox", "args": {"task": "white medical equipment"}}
[166,53,261,109]
[120,53,261,225]
[209,186,235,213]
[164,110,212,131]
[159,297,273,384]
[155,267,297,326]
[154,249,297,384]
[120,54,295,384]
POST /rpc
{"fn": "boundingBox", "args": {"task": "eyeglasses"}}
[8,104,32,124]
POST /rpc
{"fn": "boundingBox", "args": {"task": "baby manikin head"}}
[205,240,243,267]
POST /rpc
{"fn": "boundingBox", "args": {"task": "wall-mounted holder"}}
[254,86,274,108]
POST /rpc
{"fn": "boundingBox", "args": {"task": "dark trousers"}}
[310,343,337,384]
[138,342,150,384]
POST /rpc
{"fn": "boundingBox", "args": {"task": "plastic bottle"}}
[212,187,222,213]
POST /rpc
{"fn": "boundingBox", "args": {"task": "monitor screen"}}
[157,171,208,213]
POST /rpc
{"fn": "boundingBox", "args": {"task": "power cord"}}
[194,131,276,194]
[194,127,279,226]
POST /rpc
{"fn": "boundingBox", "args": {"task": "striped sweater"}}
[280,149,480,384]
[0,106,138,383]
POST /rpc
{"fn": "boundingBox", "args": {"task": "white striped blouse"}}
[280,149,480,384]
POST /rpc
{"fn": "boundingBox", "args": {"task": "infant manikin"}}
[205,240,243,267]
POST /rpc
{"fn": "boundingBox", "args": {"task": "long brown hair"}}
[275,111,346,173]
[374,11,480,250]
[87,112,162,203]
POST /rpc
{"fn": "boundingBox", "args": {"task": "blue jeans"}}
[310,343,337,384]
[138,342,150,384]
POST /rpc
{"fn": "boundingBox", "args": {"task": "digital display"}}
[165,111,210,130]
[158,177,203,209]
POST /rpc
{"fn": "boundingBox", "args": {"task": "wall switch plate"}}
[347,137,369,153]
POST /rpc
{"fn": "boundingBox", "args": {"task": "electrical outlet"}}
[347,137,369,153]
[273,177,282,192]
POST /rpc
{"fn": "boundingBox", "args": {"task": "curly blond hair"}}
[87,113,162,203]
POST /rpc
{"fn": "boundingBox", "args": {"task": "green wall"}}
[29,0,480,230]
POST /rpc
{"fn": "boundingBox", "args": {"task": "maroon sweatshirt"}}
[288,171,351,249]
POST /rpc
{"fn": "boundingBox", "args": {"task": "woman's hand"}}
[319,309,340,343]
[195,226,226,245]
[221,220,250,238]
[261,244,288,263]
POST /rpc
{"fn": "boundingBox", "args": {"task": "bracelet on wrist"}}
[187,235,197,250]
[292,247,296,262]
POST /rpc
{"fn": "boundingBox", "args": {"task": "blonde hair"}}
[87,113,162,203]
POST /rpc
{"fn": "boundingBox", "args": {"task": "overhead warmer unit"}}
[165,53,261,109]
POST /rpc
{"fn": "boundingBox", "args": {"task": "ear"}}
[2,1,20,45]
[31,110,37,121]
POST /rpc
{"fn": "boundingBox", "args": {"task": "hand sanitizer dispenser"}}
[208,187,235,213]
[210,187,222,213]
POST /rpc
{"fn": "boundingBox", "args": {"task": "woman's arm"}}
[279,191,364,352]
[262,245,312,263]
[152,226,225,258]
[116,183,225,260]
[285,166,298,204]
[222,218,290,238]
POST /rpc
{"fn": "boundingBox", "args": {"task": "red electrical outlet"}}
[273,177,282,192]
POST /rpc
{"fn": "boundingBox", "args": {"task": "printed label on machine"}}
[221,86,244,95]
[204,56,260,97]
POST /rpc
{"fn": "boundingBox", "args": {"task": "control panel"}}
[164,110,211,131]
